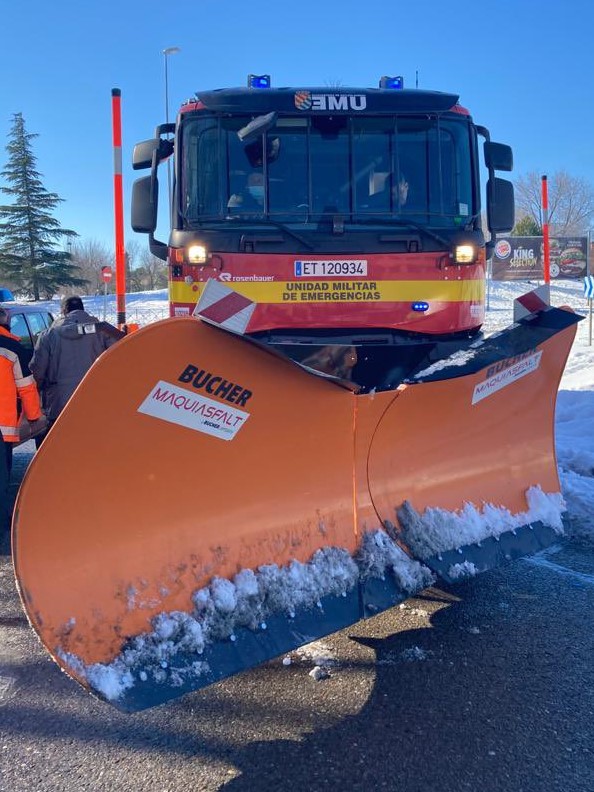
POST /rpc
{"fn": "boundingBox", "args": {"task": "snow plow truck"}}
[12,76,581,711]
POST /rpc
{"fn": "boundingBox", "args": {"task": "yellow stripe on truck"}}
[170,279,485,305]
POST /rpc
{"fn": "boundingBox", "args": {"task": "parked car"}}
[0,287,15,301]
[1,302,55,445]
[2,301,54,360]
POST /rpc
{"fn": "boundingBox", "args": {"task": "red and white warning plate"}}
[193,279,256,335]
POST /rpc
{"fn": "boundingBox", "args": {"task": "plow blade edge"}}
[12,307,579,710]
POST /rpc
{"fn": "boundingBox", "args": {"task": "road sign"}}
[584,275,594,300]
[101,266,113,283]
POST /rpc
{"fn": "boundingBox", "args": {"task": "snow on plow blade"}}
[12,306,580,711]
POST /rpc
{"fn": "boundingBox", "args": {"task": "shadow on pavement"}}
[216,570,594,792]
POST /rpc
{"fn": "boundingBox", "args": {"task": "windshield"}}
[181,114,475,229]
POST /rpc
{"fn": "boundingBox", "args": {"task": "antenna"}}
[416,69,419,89]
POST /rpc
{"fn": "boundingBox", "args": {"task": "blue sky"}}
[2,0,593,255]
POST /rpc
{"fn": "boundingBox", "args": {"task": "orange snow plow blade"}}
[12,306,580,711]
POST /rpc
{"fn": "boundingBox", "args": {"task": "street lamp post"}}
[162,46,181,208]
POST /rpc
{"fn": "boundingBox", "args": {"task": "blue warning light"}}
[248,74,271,89]
[379,75,404,90]
[411,301,429,312]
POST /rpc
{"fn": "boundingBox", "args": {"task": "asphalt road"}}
[2,444,594,791]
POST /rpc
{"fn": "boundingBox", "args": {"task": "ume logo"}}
[294,91,367,111]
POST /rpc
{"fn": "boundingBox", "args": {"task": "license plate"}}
[294,259,368,277]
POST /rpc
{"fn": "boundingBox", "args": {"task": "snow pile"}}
[448,561,479,580]
[60,532,433,702]
[558,470,594,540]
[293,640,337,669]
[357,530,435,591]
[397,486,566,559]
[309,666,331,681]
[554,383,594,540]
[292,640,339,681]
[60,612,211,702]
[412,346,481,378]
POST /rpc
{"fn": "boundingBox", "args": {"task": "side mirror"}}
[487,177,515,234]
[132,138,174,170]
[131,176,158,233]
[484,142,513,172]
[133,139,158,170]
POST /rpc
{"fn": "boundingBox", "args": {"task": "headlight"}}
[453,244,476,264]
[187,244,208,264]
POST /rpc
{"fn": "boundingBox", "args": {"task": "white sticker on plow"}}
[138,381,249,440]
[472,351,542,405]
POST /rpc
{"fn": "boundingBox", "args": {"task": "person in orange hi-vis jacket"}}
[0,305,43,534]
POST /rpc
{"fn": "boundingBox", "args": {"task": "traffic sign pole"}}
[584,275,594,346]
[584,231,594,346]
[101,266,113,322]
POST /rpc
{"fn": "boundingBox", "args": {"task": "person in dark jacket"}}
[29,296,124,430]
[0,306,43,533]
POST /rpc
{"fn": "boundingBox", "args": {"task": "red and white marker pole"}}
[111,88,126,327]
[541,174,550,285]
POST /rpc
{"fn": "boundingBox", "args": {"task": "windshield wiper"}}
[352,217,451,248]
[228,216,314,250]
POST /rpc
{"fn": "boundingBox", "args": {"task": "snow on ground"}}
[14,277,594,697]
[481,279,594,544]
[32,288,170,327]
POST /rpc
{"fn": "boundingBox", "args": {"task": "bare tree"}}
[65,238,166,296]
[514,171,594,235]
[69,238,112,296]
[125,239,143,271]
[127,247,167,292]
[139,248,168,290]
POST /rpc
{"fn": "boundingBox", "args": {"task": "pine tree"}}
[512,214,542,236]
[0,113,85,299]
